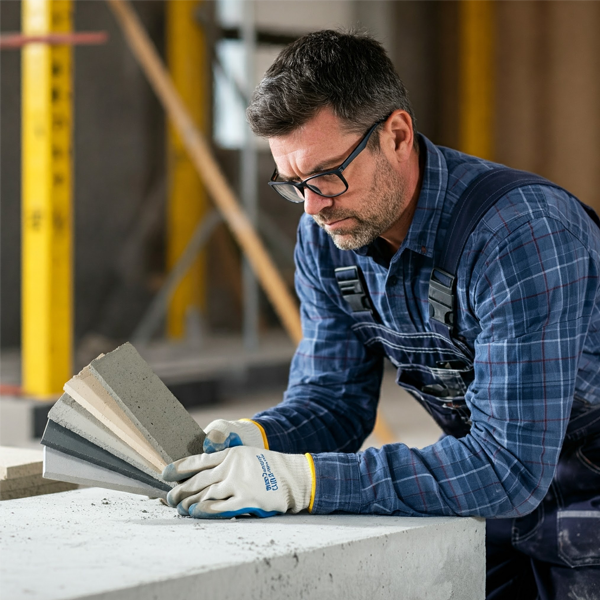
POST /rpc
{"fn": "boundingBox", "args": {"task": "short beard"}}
[313,155,406,251]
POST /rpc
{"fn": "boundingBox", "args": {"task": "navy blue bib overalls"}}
[336,169,600,598]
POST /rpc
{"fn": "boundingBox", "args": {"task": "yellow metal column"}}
[22,0,73,397]
[459,0,495,159]
[166,0,208,339]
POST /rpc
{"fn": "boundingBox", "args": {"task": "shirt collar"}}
[353,134,449,263]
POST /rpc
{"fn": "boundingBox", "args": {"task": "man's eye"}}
[315,173,339,183]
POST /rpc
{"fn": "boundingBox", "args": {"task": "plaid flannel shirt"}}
[253,135,600,517]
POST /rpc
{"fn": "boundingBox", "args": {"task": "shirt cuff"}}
[309,452,363,514]
[250,417,293,453]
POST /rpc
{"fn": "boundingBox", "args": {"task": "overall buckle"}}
[334,266,374,314]
[428,267,455,330]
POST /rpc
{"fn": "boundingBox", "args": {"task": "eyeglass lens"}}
[273,172,347,203]
[306,173,347,196]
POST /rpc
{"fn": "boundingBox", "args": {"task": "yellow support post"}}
[21,0,73,398]
[459,0,495,160]
[166,0,208,339]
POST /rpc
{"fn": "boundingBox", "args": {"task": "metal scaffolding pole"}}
[21,0,73,398]
[166,0,209,340]
[241,0,259,349]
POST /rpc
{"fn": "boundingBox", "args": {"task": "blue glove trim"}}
[187,503,280,519]
[162,463,190,483]
[177,501,190,516]
[203,432,244,454]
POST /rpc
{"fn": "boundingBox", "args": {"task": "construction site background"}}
[2,1,599,355]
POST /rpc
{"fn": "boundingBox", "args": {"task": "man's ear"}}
[383,109,414,163]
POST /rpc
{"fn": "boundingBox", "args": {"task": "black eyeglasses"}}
[268,119,385,204]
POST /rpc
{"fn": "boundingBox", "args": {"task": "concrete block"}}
[89,343,205,463]
[41,420,171,493]
[0,487,485,600]
[0,480,77,501]
[49,393,164,480]
[0,446,43,479]
[0,473,47,493]
[43,447,168,499]
[64,366,166,470]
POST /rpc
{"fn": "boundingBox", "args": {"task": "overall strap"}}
[428,167,585,341]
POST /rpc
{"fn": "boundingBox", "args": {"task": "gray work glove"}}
[162,446,315,519]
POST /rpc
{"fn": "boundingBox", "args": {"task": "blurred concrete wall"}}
[495,1,600,211]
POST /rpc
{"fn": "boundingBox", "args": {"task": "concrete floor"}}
[187,365,442,452]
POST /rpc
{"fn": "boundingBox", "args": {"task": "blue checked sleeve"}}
[251,215,383,455]
[309,214,599,517]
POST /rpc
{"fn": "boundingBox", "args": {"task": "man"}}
[162,31,600,597]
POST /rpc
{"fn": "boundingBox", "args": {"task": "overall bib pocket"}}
[555,432,600,567]
[351,323,474,438]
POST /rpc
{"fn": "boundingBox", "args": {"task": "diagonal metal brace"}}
[132,210,222,345]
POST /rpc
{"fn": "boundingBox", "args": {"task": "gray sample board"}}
[89,343,205,463]
[0,487,485,600]
[41,420,171,492]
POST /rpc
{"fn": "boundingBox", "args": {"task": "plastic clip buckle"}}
[335,266,374,314]
[428,267,455,330]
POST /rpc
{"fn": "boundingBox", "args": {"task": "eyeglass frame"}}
[268,117,386,204]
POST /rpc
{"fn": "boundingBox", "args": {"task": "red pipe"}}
[0,31,109,50]
[0,384,22,396]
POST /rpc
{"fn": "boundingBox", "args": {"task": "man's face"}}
[269,109,410,251]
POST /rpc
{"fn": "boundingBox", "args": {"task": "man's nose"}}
[303,189,334,216]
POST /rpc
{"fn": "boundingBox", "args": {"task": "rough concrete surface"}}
[43,447,167,499]
[49,394,164,479]
[41,421,171,492]
[89,343,205,463]
[64,366,166,470]
[0,445,44,478]
[0,488,484,600]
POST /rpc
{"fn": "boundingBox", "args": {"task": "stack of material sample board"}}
[0,446,77,500]
[41,343,206,500]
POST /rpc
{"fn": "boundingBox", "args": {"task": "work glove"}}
[162,446,315,519]
[202,418,267,453]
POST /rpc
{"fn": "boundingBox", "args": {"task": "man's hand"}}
[162,447,314,519]
[203,419,267,453]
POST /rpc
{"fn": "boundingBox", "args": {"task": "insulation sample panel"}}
[65,366,166,471]
[41,420,172,493]
[49,393,164,479]
[43,447,168,499]
[89,343,205,463]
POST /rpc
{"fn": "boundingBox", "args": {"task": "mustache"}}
[313,208,358,226]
